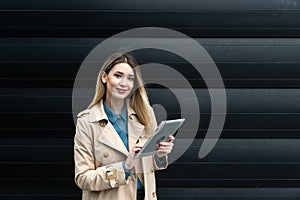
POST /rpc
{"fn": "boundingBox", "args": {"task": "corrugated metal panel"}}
[1,0,300,199]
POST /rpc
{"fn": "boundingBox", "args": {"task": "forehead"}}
[110,63,134,75]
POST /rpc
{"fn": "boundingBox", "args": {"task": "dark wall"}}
[1,1,300,199]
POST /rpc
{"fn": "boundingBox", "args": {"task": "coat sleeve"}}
[74,116,127,191]
[147,106,169,170]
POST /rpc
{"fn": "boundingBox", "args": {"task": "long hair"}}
[88,53,151,126]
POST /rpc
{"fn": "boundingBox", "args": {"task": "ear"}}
[101,71,107,84]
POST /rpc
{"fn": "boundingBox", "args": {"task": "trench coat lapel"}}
[88,101,128,156]
[89,100,145,156]
[127,115,145,149]
[100,123,129,156]
[126,100,146,150]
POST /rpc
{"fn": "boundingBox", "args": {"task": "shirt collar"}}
[88,99,135,123]
[103,102,127,124]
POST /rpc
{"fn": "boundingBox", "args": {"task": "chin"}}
[112,93,130,101]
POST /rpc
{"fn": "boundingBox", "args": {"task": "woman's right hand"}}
[125,144,143,170]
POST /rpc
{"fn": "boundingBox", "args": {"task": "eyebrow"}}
[115,71,135,77]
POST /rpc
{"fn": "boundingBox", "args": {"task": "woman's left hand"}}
[157,135,175,158]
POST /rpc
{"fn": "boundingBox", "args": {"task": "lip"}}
[116,88,128,94]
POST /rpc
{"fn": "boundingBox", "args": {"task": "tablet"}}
[135,118,185,159]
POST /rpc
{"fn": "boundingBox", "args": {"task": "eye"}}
[128,77,135,81]
[114,74,122,78]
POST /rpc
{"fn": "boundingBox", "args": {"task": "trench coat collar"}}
[88,99,145,156]
[88,99,136,123]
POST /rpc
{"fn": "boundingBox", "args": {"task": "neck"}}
[104,97,125,114]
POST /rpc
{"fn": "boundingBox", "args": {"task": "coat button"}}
[152,192,156,198]
[99,121,107,127]
[103,152,109,158]
[150,167,154,173]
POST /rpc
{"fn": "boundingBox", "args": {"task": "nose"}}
[119,77,127,87]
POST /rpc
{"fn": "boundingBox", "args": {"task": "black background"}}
[1,0,300,199]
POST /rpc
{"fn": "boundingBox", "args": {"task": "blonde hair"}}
[88,53,151,126]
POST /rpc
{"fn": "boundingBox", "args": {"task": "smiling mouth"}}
[116,88,127,93]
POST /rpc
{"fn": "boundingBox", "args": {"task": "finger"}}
[135,149,141,154]
[133,146,143,153]
[157,149,171,155]
[157,149,169,154]
[167,135,175,142]
[158,146,172,153]
[130,146,142,154]
[158,146,173,152]
[159,142,174,147]
[133,147,142,151]
[158,145,172,150]
[135,143,144,148]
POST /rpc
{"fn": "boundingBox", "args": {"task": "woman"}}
[74,53,175,200]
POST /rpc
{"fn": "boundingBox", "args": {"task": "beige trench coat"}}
[74,100,168,200]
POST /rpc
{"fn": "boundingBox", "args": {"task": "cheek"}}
[128,81,134,91]
[107,78,118,88]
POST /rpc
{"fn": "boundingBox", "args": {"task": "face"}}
[101,63,135,103]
